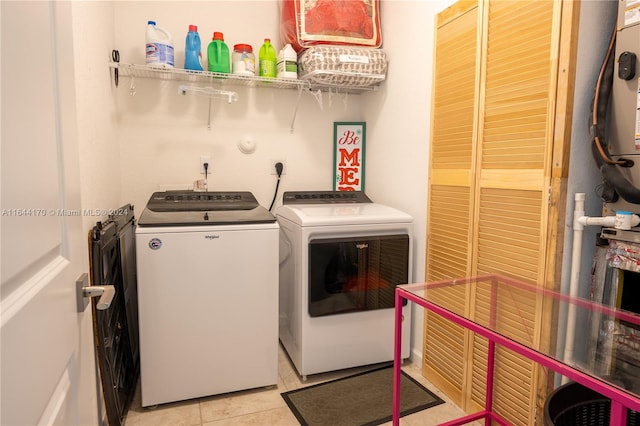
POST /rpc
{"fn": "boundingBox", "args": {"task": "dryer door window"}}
[308,234,409,317]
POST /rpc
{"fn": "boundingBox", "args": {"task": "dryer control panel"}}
[282,191,372,205]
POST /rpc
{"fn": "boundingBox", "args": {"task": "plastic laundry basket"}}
[544,382,639,426]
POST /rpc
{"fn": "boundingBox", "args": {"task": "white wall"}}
[557,0,618,368]
[73,2,121,232]
[112,1,365,212]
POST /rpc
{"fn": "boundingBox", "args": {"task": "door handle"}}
[76,273,116,312]
[83,285,115,310]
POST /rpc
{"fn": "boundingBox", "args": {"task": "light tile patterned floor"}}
[125,344,474,425]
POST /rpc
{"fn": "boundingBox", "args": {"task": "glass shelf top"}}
[399,274,640,399]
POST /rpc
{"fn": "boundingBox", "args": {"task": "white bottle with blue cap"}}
[146,20,174,68]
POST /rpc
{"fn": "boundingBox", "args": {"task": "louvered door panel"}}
[482,0,554,171]
[426,186,472,279]
[469,278,540,425]
[468,0,556,422]
[431,4,478,171]
[492,348,535,426]
[423,282,467,399]
[476,188,542,283]
[470,342,535,426]
[423,0,480,404]
[426,0,478,290]
[424,184,471,402]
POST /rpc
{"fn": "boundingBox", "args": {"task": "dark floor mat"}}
[281,365,444,426]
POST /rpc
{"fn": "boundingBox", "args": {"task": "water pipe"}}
[563,193,640,381]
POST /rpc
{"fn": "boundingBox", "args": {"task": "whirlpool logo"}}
[148,238,162,250]
[204,234,220,240]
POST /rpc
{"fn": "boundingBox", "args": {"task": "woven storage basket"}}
[298,46,387,87]
[544,382,639,426]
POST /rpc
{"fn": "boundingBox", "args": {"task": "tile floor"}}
[125,344,473,425]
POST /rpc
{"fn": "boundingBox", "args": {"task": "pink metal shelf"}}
[392,274,640,425]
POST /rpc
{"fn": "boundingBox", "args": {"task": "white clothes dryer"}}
[276,191,413,378]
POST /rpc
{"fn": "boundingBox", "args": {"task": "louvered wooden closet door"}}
[423,0,480,404]
[468,2,559,423]
[424,0,579,423]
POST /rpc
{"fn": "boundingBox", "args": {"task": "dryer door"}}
[308,234,409,317]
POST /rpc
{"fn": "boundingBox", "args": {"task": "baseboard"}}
[409,347,423,366]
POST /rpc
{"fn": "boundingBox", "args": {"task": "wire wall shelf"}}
[109,62,380,132]
[110,63,379,94]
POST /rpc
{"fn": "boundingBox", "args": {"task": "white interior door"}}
[1,2,98,425]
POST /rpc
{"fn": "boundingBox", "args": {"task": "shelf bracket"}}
[208,97,212,130]
[338,90,350,109]
[305,87,324,112]
[178,85,239,130]
[129,75,136,96]
[178,85,238,103]
[289,85,306,133]
[324,88,350,109]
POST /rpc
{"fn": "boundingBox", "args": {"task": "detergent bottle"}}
[184,25,203,71]
[207,32,230,73]
[146,20,174,68]
[259,38,277,78]
[277,43,298,79]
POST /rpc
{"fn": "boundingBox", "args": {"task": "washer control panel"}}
[146,191,258,212]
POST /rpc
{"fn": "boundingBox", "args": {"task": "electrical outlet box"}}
[200,155,211,175]
[271,160,286,175]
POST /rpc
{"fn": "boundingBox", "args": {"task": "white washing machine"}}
[276,191,413,378]
[135,191,279,407]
